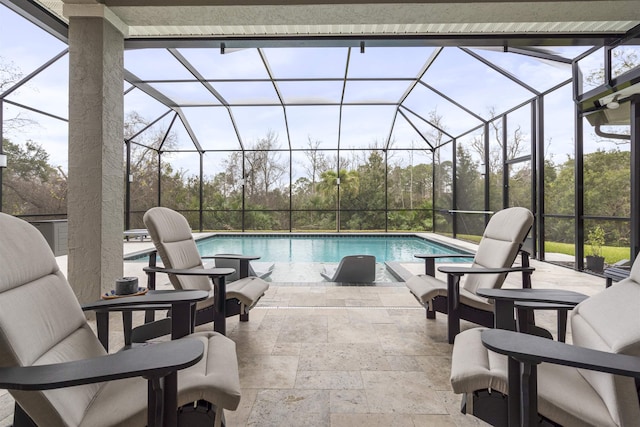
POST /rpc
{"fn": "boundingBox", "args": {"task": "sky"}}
[0,4,631,182]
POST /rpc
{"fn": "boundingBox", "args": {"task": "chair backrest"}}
[0,213,106,426]
[214,255,246,282]
[569,255,640,426]
[143,207,211,292]
[214,254,270,281]
[463,207,534,294]
[333,255,376,282]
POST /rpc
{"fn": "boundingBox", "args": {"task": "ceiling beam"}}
[124,33,620,51]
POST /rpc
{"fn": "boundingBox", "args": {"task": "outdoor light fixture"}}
[360,41,365,54]
[128,174,134,183]
[606,95,620,110]
[0,154,6,168]
[220,43,226,55]
[336,178,341,185]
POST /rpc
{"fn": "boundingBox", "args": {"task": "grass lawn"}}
[545,242,630,264]
[458,235,630,264]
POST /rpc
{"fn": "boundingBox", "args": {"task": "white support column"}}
[66,8,126,303]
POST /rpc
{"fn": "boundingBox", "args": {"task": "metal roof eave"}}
[122,33,624,51]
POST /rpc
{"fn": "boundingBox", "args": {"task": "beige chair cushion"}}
[14,332,241,427]
[450,257,640,427]
[144,207,211,293]
[214,256,274,282]
[144,207,269,311]
[407,207,533,307]
[450,328,508,395]
[463,207,533,295]
[569,277,640,426]
[0,213,106,426]
[405,274,448,305]
[451,328,627,427]
[537,363,620,427]
[227,276,269,308]
[0,212,241,427]
[406,274,492,311]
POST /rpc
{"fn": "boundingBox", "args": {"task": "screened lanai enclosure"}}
[2,0,640,273]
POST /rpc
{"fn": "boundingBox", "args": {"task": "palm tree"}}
[318,169,359,230]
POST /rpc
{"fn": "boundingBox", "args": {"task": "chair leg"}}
[13,403,37,427]
[122,311,133,347]
[467,391,508,427]
[240,303,249,322]
[447,310,460,344]
[446,275,461,344]
[426,307,436,319]
[557,311,567,343]
[214,408,224,427]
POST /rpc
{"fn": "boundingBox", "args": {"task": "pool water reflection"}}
[125,234,471,283]
[196,234,469,263]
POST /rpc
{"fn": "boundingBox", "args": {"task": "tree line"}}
[1,51,634,245]
[2,110,631,248]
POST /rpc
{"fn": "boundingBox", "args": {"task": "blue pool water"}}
[195,234,470,263]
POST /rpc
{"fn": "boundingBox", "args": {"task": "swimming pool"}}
[126,234,471,283]
[195,234,470,263]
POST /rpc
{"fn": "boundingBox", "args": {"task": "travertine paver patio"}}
[0,236,606,426]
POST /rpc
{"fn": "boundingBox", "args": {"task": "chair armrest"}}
[604,266,630,288]
[143,267,234,337]
[475,288,587,332]
[482,329,640,378]
[0,339,204,391]
[143,266,235,278]
[83,290,210,350]
[475,288,588,306]
[482,329,640,426]
[438,265,535,276]
[204,254,261,261]
[204,254,261,278]
[414,253,474,260]
[414,253,474,276]
[82,290,210,312]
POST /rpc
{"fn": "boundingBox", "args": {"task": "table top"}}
[123,229,148,234]
[477,288,588,305]
[481,329,640,377]
[514,301,576,309]
[0,339,204,390]
[208,254,261,261]
[84,289,210,311]
[414,253,473,259]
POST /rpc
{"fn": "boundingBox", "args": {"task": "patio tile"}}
[298,343,390,371]
[229,330,279,355]
[376,330,452,356]
[328,318,379,344]
[361,371,448,414]
[295,371,363,389]
[415,355,454,391]
[0,247,603,427]
[330,413,416,426]
[329,390,370,414]
[225,387,258,426]
[271,341,302,356]
[0,392,14,425]
[237,354,299,389]
[277,315,329,343]
[438,390,490,426]
[346,307,394,323]
[246,389,330,426]
[385,355,423,371]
